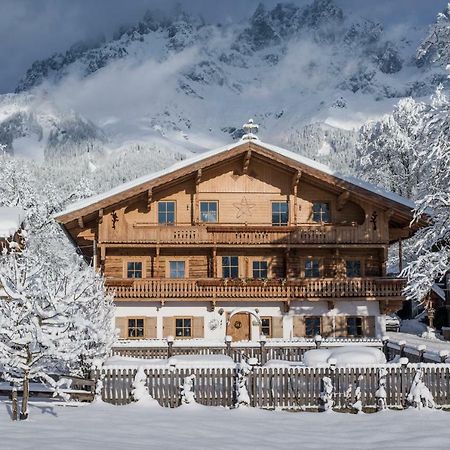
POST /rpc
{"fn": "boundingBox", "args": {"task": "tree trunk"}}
[20,371,29,420]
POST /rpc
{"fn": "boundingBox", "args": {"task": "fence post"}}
[399,357,409,408]
[259,336,267,365]
[417,344,426,363]
[399,340,406,358]
[314,334,322,349]
[225,335,232,357]
[167,336,174,358]
[382,335,390,360]
[439,350,449,363]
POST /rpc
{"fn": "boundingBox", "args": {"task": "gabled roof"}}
[54,139,418,225]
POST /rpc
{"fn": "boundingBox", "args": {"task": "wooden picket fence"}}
[95,364,450,409]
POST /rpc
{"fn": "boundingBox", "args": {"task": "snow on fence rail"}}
[112,338,383,362]
[386,342,450,363]
[95,363,450,409]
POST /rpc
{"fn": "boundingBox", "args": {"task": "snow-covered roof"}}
[431,283,446,301]
[0,207,25,238]
[54,139,416,220]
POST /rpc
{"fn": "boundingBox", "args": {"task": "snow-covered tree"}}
[403,84,450,303]
[0,247,115,419]
[357,97,426,199]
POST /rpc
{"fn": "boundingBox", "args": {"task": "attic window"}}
[312,203,330,223]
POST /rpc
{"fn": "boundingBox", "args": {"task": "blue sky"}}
[0,0,445,93]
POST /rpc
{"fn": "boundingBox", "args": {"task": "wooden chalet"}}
[54,121,424,342]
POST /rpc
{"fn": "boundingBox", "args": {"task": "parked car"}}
[385,314,401,332]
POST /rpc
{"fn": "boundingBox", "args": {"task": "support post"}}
[93,239,98,272]
[398,238,403,273]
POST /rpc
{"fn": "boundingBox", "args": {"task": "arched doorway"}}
[226,309,261,342]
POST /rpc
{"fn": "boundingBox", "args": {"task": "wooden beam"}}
[98,209,104,225]
[147,189,152,212]
[385,209,394,220]
[242,149,251,174]
[291,170,301,189]
[337,191,350,211]
[291,170,301,225]
[77,217,84,229]
[194,170,202,224]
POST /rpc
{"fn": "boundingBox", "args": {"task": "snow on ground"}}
[1,400,450,450]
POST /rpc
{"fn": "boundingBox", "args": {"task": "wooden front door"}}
[228,313,251,342]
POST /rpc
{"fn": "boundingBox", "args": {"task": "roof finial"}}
[241,118,259,141]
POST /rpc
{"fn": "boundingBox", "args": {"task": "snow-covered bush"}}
[235,361,251,407]
[180,374,196,406]
[375,368,387,411]
[407,368,436,410]
[319,376,334,412]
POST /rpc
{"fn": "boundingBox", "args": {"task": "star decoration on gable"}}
[233,197,256,219]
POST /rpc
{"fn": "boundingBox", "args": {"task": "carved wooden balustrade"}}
[102,224,384,245]
[108,277,405,301]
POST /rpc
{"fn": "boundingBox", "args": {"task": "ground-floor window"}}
[128,318,144,338]
[175,317,192,338]
[305,316,321,337]
[346,317,363,337]
[261,317,272,337]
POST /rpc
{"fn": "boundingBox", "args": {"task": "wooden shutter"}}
[321,316,334,338]
[115,317,128,339]
[192,317,204,338]
[271,316,283,338]
[335,315,347,337]
[163,317,175,338]
[293,316,305,337]
[363,316,376,337]
[144,317,157,339]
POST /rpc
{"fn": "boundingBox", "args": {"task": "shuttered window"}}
[175,317,192,337]
[305,316,321,337]
[346,317,363,337]
[128,318,144,338]
[261,317,272,337]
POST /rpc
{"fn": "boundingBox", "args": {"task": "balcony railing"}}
[107,277,405,301]
[102,224,384,245]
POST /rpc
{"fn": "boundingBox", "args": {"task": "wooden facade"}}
[55,137,423,342]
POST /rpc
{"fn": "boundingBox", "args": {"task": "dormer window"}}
[312,202,330,223]
[158,201,175,225]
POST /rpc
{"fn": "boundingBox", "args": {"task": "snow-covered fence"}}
[112,338,383,362]
[95,363,450,409]
[386,341,449,363]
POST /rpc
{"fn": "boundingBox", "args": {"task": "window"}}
[305,317,321,337]
[346,260,361,277]
[200,201,218,223]
[128,318,144,338]
[272,202,289,226]
[347,317,363,337]
[312,202,330,223]
[253,261,268,279]
[222,256,239,278]
[261,317,272,337]
[158,201,175,225]
[127,261,143,278]
[175,318,192,338]
[169,261,185,278]
[305,259,320,278]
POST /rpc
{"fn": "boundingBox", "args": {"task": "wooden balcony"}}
[108,277,405,302]
[102,224,385,246]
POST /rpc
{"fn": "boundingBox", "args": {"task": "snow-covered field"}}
[1,401,450,450]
